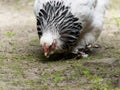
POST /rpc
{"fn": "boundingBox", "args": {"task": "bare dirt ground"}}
[0,1,120,90]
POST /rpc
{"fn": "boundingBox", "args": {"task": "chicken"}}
[34,0,109,57]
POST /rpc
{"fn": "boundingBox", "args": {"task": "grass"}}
[115,88,120,90]
[114,18,120,26]
[90,77,111,90]
[0,52,120,89]
[0,0,120,90]
[5,31,16,38]
[29,38,39,46]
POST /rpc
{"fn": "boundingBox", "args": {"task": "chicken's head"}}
[42,39,56,57]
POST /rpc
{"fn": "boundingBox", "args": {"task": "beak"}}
[44,52,49,58]
[44,52,48,57]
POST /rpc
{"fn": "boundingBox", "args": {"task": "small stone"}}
[84,58,119,65]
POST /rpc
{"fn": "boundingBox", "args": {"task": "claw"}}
[93,44,101,48]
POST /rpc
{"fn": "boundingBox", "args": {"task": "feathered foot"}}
[72,44,94,59]
[93,44,101,48]
[72,51,88,59]
[72,49,88,59]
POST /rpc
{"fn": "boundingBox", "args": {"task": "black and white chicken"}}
[34,0,109,57]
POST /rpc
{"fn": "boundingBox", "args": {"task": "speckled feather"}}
[37,1,82,49]
[34,0,109,54]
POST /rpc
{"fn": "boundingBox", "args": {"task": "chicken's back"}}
[34,0,96,19]
[72,0,109,53]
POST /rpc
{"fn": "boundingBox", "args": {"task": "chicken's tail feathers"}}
[92,0,109,28]
[95,0,109,14]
